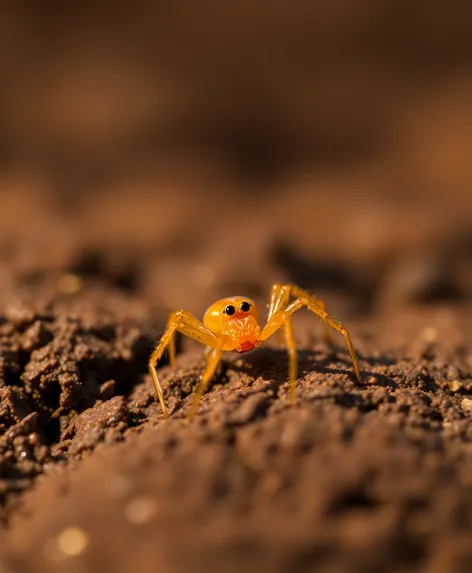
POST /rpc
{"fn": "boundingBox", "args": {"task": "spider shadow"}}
[229,345,397,394]
[169,344,398,417]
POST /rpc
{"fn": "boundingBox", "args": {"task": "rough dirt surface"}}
[0,184,470,573]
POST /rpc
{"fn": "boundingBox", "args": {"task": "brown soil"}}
[0,183,470,573]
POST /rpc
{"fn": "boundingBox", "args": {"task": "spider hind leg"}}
[260,283,362,405]
[187,347,222,420]
[285,297,362,385]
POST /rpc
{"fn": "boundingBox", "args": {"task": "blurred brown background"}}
[0,0,471,315]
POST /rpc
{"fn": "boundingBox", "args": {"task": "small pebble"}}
[461,398,472,412]
[448,380,463,392]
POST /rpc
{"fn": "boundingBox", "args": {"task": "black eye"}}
[224,305,236,315]
[240,301,251,312]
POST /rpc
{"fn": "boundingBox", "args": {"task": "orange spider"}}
[149,283,362,419]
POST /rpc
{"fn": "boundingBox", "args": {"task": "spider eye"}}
[240,301,251,312]
[224,305,236,316]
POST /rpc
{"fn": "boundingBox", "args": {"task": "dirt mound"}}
[3,305,472,573]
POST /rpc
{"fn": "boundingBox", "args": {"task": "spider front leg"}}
[149,310,220,418]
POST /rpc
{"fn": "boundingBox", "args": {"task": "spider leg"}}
[149,310,220,418]
[267,283,292,322]
[286,285,332,345]
[187,347,223,420]
[283,315,297,403]
[260,284,299,403]
[285,297,362,384]
[266,283,291,347]
[276,328,285,347]
[260,288,362,403]
[266,283,331,344]
[167,312,177,367]
[260,311,299,403]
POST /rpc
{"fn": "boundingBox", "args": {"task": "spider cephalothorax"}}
[204,296,260,352]
[149,283,362,419]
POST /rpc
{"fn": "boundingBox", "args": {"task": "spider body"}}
[204,296,260,353]
[149,283,362,419]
